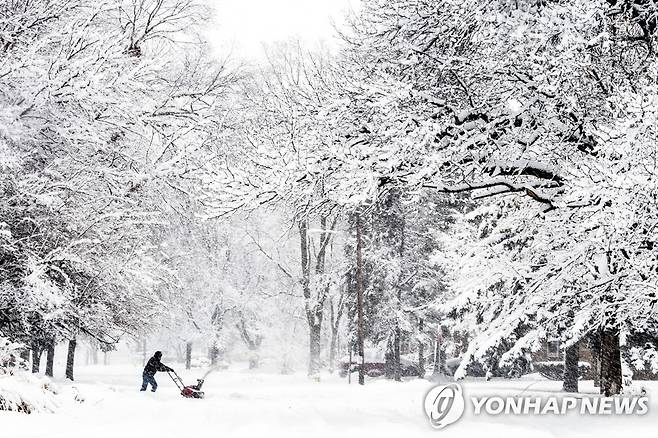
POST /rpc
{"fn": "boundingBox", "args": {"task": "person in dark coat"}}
[140,351,173,392]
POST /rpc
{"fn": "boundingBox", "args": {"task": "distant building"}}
[532,337,658,381]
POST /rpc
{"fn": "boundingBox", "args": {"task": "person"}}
[140,351,173,392]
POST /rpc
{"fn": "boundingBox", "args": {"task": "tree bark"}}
[433,324,445,376]
[563,341,579,393]
[328,293,344,373]
[237,318,262,369]
[247,344,260,369]
[66,339,76,381]
[329,325,339,373]
[20,348,30,364]
[393,326,401,382]
[592,350,601,387]
[299,216,334,380]
[45,341,55,378]
[394,203,404,383]
[600,328,622,396]
[92,344,98,365]
[588,331,601,387]
[31,341,42,373]
[209,342,219,365]
[355,213,365,385]
[300,219,318,379]
[308,322,321,378]
[418,318,425,378]
[186,342,192,370]
[88,339,99,365]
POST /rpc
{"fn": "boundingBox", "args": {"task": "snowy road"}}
[2,365,656,438]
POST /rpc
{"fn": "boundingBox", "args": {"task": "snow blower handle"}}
[167,369,185,391]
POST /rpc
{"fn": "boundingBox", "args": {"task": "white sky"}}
[206,0,359,60]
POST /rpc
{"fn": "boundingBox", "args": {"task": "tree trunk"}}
[248,353,259,370]
[300,211,335,379]
[66,339,76,381]
[247,340,261,369]
[209,342,219,365]
[418,318,425,378]
[600,328,622,396]
[433,324,445,376]
[592,350,601,387]
[355,213,365,386]
[45,341,55,378]
[563,341,579,393]
[394,202,404,383]
[281,356,293,375]
[328,293,344,374]
[89,339,99,365]
[308,322,321,379]
[348,347,352,384]
[329,326,339,373]
[31,341,42,373]
[20,348,30,364]
[186,342,192,370]
[588,331,601,387]
[237,318,262,370]
[300,219,321,380]
[393,326,401,382]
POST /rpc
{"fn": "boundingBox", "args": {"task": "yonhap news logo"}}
[423,383,465,429]
[423,383,649,429]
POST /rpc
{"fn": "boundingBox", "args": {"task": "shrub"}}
[0,333,26,375]
[534,361,592,380]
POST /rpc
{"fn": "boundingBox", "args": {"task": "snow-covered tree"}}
[198,0,658,395]
[0,0,234,378]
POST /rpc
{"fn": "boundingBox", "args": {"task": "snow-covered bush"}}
[626,344,658,377]
[0,371,85,414]
[533,361,592,381]
[0,333,26,375]
[0,373,58,414]
[0,334,84,414]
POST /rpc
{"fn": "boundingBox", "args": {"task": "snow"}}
[3,364,656,438]
[0,373,60,413]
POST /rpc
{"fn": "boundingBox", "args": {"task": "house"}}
[531,339,596,380]
[533,337,658,381]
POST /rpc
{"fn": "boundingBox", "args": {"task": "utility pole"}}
[356,213,365,385]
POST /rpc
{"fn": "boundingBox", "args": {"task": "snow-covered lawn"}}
[2,365,656,438]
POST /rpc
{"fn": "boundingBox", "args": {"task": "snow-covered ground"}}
[2,364,656,438]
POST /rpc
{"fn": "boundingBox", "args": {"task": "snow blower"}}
[167,370,205,399]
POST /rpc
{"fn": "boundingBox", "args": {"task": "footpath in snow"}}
[2,364,656,438]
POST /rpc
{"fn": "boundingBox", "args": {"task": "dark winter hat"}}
[154,351,162,358]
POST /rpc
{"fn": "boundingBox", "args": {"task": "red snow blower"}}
[167,370,205,399]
